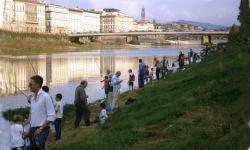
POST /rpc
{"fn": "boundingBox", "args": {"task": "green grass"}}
[58,45,250,149]
[3,45,250,150]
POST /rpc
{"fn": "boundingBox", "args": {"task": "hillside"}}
[56,45,250,149]
[174,20,229,30]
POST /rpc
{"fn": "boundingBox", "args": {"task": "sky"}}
[46,0,240,26]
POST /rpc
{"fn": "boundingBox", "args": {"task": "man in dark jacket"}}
[138,59,146,88]
[74,80,90,128]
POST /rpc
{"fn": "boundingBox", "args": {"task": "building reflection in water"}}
[0,53,177,96]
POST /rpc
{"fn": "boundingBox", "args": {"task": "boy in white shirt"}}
[54,93,63,140]
[10,115,27,150]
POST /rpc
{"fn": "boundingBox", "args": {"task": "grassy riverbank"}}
[56,45,250,150]
[0,30,148,55]
[3,44,250,149]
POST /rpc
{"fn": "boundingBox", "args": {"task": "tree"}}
[228,24,240,45]
[238,0,250,46]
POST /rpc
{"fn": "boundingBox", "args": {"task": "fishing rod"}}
[94,58,101,72]
[26,55,37,74]
[13,84,29,99]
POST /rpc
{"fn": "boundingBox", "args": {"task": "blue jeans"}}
[30,126,50,150]
[138,74,144,88]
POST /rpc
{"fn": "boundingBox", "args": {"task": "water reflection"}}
[0,52,176,96]
[0,46,201,109]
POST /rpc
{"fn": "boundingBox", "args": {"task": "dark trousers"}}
[138,75,144,88]
[179,61,184,69]
[156,68,161,80]
[54,118,62,140]
[30,126,50,150]
[75,104,91,128]
[128,81,134,90]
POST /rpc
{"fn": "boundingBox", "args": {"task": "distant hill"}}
[171,20,229,30]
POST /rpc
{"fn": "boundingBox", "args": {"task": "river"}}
[0,45,201,149]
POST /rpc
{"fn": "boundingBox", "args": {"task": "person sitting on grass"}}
[99,102,108,125]
[54,93,63,141]
[10,115,29,150]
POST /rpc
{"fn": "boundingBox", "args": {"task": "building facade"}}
[45,3,69,34]
[81,9,100,33]
[1,0,45,33]
[133,21,154,32]
[68,8,84,33]
[12,0,26,31]
[3,0,14,30]
[22,0,45,33]
[101,9,134,33]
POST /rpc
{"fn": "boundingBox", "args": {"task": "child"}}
[54,93,63,141]
[101,76,110,99]
[170,62,178,73]
[99,102,108,124]
[149,68,154,82]
[128,69,135,90]
[10,115,26,150]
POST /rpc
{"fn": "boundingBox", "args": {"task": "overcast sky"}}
[46,0,240,26]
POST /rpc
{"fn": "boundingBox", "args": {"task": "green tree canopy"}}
[228,24,240,45]
[238,0,250,46]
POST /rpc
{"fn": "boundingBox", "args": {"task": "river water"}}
[0,45,201,149]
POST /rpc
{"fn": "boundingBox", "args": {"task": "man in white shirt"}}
[111,71,123,110]
[28,75,56,150]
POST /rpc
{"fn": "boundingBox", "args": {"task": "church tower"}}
[141,7,145,23]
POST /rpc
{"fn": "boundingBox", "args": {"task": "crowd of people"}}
[9,48,202,150]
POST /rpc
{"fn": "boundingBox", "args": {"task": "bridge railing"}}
[69,31,229,37]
